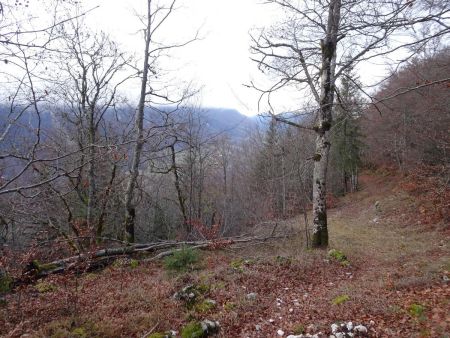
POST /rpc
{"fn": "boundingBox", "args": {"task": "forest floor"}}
[1,170,449,337]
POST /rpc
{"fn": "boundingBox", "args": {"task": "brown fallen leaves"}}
[1,171,449,337]
[1,252,448,337]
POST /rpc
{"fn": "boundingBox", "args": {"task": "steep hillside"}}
[1,171,449,337]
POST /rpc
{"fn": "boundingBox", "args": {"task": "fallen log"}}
[16,232,297,285]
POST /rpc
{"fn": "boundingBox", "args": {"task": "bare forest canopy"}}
[0,0,448,257]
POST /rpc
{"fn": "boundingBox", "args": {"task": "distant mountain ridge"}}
[201,107,256,140]
[0,105,256,144]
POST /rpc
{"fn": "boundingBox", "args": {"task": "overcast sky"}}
[5,0,392,116]
[81,0,292,116]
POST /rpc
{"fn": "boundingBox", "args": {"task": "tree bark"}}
[123,0,152,243]
[312,133,331,247]
[311,0,341,248]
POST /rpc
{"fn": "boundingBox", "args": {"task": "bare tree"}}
[123,0,199,242]
[251,0,450,247]
[0,1,134,248]
[0,1,97,196]
[53,14,132,237]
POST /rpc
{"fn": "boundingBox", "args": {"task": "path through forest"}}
[1,171,449,337]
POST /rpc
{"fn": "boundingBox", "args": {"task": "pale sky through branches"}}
[84,0,305,116]
[3,0,393,116]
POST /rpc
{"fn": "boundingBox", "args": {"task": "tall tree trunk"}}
[123,0,152,243]
[197,154,204,220]
[188,147,194,222]
[86,106,96,231]
[343,118,348,194]
[311,0,341,248]
[343,171,348,195]
[281,150,286,217]
[97,163,117,240]
[170,144,189,232]
[222,154,228,232]
[312,133,331,247]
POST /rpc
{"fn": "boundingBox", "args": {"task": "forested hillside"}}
[0,0,449,337]
[1,170,449,337]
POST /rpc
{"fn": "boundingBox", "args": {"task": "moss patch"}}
[32,260,58,272]
[130,259,139,269]
[36,281,57,293]
[196,283,210,294]
[230,258,254,272]
[230,259,244,272]
[328,249,350,266]
[292,324,306,335]
[181,321,204,338]
[332,294,350,305]
[194,299,216,313]
[71,327,87,338]
[223,301,236,311]
[148,334,164,338]
[148,333,170,338]
[409,303,426,319]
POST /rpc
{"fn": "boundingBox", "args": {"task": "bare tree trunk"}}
[123,0,152,243]
[343,119,348,194]
[311,0,341,248]
[353,167,358,192]
[197,154,204,220]
[222,156,228,230]
[170,144,189,232]
[97,163,117,240]
[281,150,286,217]
[312,133,331,247]
[86,106,96,231]
[188,147,194,222]
[343,172,348,194]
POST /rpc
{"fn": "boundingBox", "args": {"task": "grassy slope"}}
[1,171,449,337]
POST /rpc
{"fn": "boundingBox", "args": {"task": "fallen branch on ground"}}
[16,232,297,285]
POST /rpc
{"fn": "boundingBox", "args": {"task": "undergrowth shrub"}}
[164,247,200,272]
